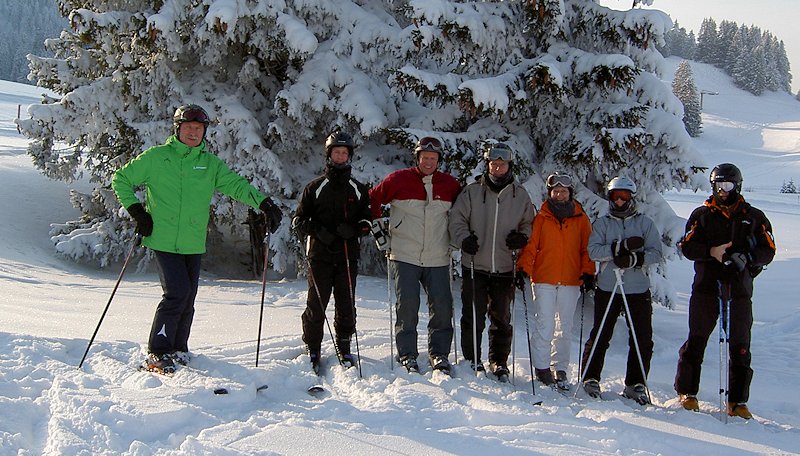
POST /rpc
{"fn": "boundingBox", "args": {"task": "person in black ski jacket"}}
[292,132,372,373]
[674,163,775,419]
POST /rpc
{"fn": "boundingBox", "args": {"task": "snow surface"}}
[1,58,800,454]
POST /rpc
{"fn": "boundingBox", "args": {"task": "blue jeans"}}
[391,261,453,360]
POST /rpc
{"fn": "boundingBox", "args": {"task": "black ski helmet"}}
[324,131,355,158]
[173,104,210,137]
[414,136,443,161]
[710,163,743,202]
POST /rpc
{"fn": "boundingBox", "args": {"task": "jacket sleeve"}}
[369,173,396,219]
[516,195,536,237]
[587,218,612,263]
[212,156,268,209]
[111,151,150,209]
[748,208,776,268]
[448,190,473,248]
[580,214,596,275]
[355,181,373,230]
[680,207,711,261]
[516,213,541,276]
[293,183,316,236]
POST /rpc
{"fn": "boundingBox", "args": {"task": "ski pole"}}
[343,240,363,378]
[615,268,652,404]
[78,235,141,369]
[575,269,622,398]
[470,259,479,376]
[520,278,539,400]
[255,233,270,367]
[577,287,586,390]
[449,258,458,366]
[718,280,731,423]
[510,250,519,386]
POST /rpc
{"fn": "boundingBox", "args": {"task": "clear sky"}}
[598,0,800,94]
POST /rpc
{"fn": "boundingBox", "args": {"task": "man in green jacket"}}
[112,104,282,374]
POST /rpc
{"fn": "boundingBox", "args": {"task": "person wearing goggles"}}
[449,141,535,379]
[112,104,282,375]
[369,135,461,374]
[517,172,594,391]
[579,176,663,404]
[675,163,775,418]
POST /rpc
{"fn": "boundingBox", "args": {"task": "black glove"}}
[514,271,528,291]
[580,273,595,292]
[127,203,153,237]
[259,198,282,233]
[724,252,749,273]
[336,223,357,240]
[461,234,479,256]
[613,251,644,269]
[505,231,529,250]
[612,236,645,255]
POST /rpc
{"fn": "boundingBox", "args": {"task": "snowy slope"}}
[1,63,799,455]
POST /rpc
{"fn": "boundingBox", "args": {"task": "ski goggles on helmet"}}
[176,107,210,124]
[485,143,514,161]
[609,189,633,202]
[416,137,442,153]
[714,181,736,192]
[546,173,573,188]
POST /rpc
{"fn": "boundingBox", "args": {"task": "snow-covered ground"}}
[1,58,799,455]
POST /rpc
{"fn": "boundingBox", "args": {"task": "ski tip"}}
[533,400,544,406]
[256,384,269,392]
[307,384,325,396]
[213,388,229,395]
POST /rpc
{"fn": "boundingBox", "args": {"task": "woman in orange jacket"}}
[517,173,595,390]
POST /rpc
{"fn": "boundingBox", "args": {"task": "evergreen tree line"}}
[0,0,68,84]
[659,18,792,96]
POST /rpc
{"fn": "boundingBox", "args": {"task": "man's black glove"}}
[461,234,479,255]
[724,252,749,273]
[514,271,528,291]
[291,216,314,237]
[259,198,282,233]
[505,231,529,250]
[336,223,357,240]
[127,203,153,237]
[580,273,595,292]
[612,236,645,255]
[613,251,645,269]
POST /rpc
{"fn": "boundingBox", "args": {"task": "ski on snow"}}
[137,364,269,395]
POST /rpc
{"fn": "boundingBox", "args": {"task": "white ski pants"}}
[530,283,581,371]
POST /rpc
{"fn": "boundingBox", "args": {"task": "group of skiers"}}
[112,105,775,419]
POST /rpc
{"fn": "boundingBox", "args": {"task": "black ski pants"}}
[460,267,514,366]
[674,290,753,403]
[149,251,201,354]
[302,255,357,351]
[581,289,653,386]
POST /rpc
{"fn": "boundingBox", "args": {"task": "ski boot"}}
[622,383,650,405]
[307,345,321,375]
[679,394,699,412]
[555,370,571,391]
[144,352,176,375]
[170,351,191,366]
[535,368,555,386]
[336,337,356,368]
[400,356,419,373]
[489,361,510,383]
[430,355,452,376]
[468,358,485,373]
[728,402,753,419]
[582,379,601,398]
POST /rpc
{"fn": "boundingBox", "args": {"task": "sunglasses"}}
[485,143,514,161]
[177,108,210,124]
[547,174,573,188]
[417,137,442,153]
[715,181,736,192]
[609,189,632,202]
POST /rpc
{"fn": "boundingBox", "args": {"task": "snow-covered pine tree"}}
[672,60,702,137]
[19,0,706,308]
[694,18,718,66]
[780,179,797,194]
[732,25,767,96]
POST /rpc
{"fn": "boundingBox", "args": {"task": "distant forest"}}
[0,0,67,84]
[658,18,792,96]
